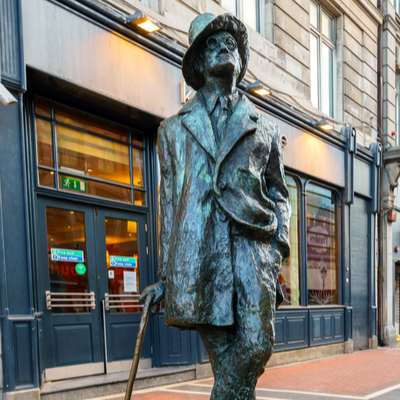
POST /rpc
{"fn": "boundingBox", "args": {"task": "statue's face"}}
[197,31,241,83]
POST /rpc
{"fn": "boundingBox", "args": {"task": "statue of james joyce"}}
[140,12,291,400]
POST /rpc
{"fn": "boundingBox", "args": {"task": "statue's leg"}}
[207,237,278,400]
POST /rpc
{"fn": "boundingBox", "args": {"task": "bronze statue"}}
[140,12,291,400]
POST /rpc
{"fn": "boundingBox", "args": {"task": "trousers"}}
[198,235,279,400]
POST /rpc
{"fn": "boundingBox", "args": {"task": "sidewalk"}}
[85,348,400,400]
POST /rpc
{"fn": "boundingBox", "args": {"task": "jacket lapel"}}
[215,94,259,172]
[181,95,218,161]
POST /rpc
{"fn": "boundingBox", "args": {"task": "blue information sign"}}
[51,248,84,263]
[110,255,137,268]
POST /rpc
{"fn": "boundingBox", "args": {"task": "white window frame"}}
[221,0,265,36]
[310,1,336,118]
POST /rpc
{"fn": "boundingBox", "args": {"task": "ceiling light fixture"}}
[124,10,161,33]
[312,119,334,131]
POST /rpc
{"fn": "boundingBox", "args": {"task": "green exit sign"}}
[61,177,87,192]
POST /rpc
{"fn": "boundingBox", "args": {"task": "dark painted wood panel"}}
[14,322,33,386]
[53,324,93,366]
[350,196,369,350]
[110,322,140,361]
[310,309,344,346]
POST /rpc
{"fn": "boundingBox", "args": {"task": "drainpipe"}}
[377,0,384,346]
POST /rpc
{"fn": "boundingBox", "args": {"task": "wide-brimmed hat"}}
[182,13,249,91]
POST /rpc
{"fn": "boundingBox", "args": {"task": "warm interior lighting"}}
[124,10,161,33]
[312,119,334,131]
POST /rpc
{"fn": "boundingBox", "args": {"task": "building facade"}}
[0,0,386,399]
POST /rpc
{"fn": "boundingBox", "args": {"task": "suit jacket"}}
[158,91,291,329]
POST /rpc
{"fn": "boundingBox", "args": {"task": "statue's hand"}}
[139,280,165,307]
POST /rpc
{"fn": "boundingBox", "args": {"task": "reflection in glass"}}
[321,11,333,41]
[279,176,300,306]
[59,175,131,203]
[35,96,51,118]
[134,191,146,206]
[243,0,257,31]
[132,131,144,147]
[321,43,333,116]
[132,148,145,188]
[106,218,140,313]
[36,119,53,167]
[221,0,236,15]
[306,183,338,305]
[46,207,89,313]
[55,103,129,142]
[39,169,55,188]
[310,0,318,28]
[56,125,130,185]
[310,34,319,109]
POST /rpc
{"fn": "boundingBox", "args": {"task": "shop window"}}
[310,0,335,118]
[34,96,147,206]
[279,175,301,306]
[221,0,264,34]
[279,174,339,307]
[306,183,338,305]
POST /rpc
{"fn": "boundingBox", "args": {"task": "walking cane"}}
[124,293,156,400]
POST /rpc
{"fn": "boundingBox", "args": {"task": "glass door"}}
[96,208,151,373]
[37,197,103,381]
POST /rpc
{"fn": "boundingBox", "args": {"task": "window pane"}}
[106,218,141,313]
[35,96,51,118]
[321,11,333,41]
[56,124,131,185]
[132,131,144,147]
[134,190,146,206]
[279,176,300,306]
[39,168,55,188]
[243,0,258,31]
[59,174,131,203]
[46,207,89,314]
[306,183,338,305]
[132,148,145,188]
[221,0,237,15]
[36,118,53,167]
[310,34,319,109]
[396,75,400,146]
[310,1,318,29]
[321,43,333,116]
[55,103,129,142]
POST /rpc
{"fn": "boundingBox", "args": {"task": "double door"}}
[37,197,150,381]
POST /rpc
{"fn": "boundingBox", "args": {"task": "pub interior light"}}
[245,82,271,97]
[312,119,334,131]
[124,10,161,33]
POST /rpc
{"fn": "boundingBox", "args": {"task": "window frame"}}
[280,171,342,308]
[33,95,148,207]
[221,0,265,36]
[396,75,400,146]
[310,0,336,119]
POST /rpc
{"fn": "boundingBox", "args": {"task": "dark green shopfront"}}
[0,0,379,398]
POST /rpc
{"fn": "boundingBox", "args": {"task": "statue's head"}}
[182,13,249,91]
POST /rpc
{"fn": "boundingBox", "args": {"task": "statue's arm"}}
[264,123,291,259]
[140,124,172,305]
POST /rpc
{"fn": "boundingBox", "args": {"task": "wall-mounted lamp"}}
[244,82,271,97]
[312,119,334,131]
[124,10,161,33]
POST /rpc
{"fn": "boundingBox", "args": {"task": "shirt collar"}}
[199,87,240,115]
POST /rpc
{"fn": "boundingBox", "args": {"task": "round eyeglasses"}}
[206,36,237,51]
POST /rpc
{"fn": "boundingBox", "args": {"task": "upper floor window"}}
[34,96,147,206]
[221,0,264,34]
[310,0,335,117]
[395,0,400,15]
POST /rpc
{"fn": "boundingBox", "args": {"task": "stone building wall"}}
[106,0,381,147]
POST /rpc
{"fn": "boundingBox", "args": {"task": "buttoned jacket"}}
[158,91,291,329]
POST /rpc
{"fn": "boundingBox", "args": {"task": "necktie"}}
[211,96,228,147]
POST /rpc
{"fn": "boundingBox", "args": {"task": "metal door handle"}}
[46,291,96,310]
